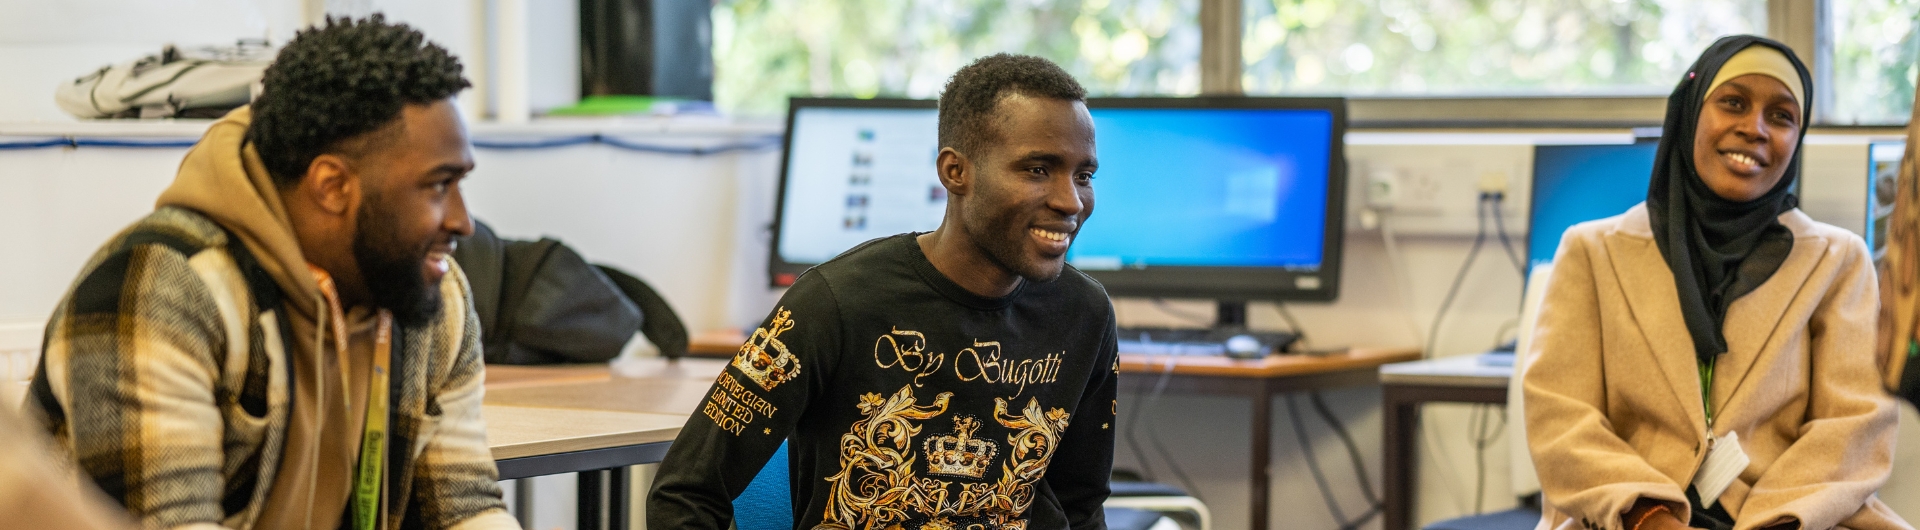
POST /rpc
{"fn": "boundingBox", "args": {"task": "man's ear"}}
[937,146,971,197]
[301,153,360,216]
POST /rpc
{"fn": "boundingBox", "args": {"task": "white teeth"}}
[1728,152,1756,167]
[1031,228,1068,242]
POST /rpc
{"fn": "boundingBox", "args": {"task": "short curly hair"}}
[248,14,470,186]
[937,54,1087,160]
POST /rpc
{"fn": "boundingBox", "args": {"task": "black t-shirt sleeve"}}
[1043,306,1119,530]
[646,274,843,529]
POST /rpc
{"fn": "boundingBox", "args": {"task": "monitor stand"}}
[1213,301,1299,355]
[1216,301,1248,330]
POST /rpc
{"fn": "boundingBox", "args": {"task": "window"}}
[1827,0,1920,125]
[1240,0,1767,96]
[711,0,1201,116]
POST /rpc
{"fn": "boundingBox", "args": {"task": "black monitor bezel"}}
[767,96,1349,304]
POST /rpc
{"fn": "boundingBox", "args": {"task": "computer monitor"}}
[769,96,1348,321]
[770,98,941,285]
[1068,97,1345,308]
[1527,142,1659,268]
[1869,141,1907,262]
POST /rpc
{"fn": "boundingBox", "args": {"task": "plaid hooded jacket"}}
[25,205,516,530]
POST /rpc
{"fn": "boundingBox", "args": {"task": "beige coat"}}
[1524,204,1908,530]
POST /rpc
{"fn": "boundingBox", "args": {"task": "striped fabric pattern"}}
[27,207,515,530]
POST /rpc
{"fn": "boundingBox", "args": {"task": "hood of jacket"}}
[155,106,323,319]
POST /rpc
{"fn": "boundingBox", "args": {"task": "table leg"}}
[580,470,605,530]
[514,478,535,527]
[610,466,631,529]
[1383,388,1418,530]
[1250,380,1272,530]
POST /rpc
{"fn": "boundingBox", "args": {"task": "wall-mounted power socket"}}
[1346,144,1532,236]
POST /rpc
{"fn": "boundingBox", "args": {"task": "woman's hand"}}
[1624,499,1687,530]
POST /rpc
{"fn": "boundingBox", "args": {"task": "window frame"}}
[1202,0,1844,128]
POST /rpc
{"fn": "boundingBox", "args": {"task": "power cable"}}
[1488,192,1526,275]
[1272,302,1310,351]
[1148,298,1217,328]
[1143,357,1202,496]
[1284,394,1349,526]
[1285,394,1382,530]
[1424,195,1492,358]
[1121,356,1163,483]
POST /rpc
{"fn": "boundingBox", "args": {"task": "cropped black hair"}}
[937,54,1087,160]
[247,14,470,186]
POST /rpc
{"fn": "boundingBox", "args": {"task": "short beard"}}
[962,190,1066,283]
[353,193,442,328]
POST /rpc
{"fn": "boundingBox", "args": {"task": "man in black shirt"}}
[648,54,1118,530]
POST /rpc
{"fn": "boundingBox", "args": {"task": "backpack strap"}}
[216,229,296,420]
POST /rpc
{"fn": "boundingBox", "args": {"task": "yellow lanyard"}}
[309,266,392,530]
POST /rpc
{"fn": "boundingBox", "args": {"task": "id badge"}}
[1691,431,1751,508]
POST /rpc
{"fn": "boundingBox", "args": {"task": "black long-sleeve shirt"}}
[648,233,1119,530]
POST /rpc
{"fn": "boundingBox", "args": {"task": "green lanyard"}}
[1698,359,1716,429]
[353,313,394,530]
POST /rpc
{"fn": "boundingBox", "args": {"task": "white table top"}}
[1379,353,1514,388]
[482,405,685,460]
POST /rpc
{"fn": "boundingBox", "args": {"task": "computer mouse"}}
[1223,335,1264,358]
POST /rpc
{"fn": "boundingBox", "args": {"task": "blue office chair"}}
[733,441,793,530]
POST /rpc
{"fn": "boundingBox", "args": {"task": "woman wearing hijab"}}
[1523,35,1909,530]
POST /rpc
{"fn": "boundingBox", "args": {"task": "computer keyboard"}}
[1115,327,1301,357]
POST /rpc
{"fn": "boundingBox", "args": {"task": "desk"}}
[1379,355,1513,530]
[482,358,726,530]
[1121,348,1420,530]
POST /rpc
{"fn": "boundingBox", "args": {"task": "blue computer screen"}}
[1066,108,1332,270]
[775,103,1336,271]
[1528,143,1658,266]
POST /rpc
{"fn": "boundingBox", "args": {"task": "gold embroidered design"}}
[818,386,950,529]
[817,387,1071,530]
[953,341,1062,400]
[990,397,1071,521]
[923,416,998,479]
[733,307,803,390]
[875,328,945,388]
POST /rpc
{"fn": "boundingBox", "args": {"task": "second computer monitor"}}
[1528,142,1659,268]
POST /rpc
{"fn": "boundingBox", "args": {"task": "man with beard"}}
[25,15,519,530]
[650,54,1117,530]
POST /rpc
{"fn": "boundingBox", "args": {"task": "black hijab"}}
[1647,35,1812,365]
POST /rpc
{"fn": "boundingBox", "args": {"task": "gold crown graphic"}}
[923,416,999,479]
[733,307,801,391]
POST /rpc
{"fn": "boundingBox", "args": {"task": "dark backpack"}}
[455,220,688,364]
